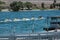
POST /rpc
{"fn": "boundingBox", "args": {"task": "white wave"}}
[4,19,12,22]
[31,17,35,20]
[0,21,4,22]
[0,19,12,22]
[13,17,45,21]
[31,17,45,20]
[39,17,45,20]
[22,18,31,21]
[31,17,38,20]
[0,17,45,22]
[13,18,22,21]
[13,18,31,21]
[22,17,45,21]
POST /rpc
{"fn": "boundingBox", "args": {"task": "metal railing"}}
[0,32,60,40]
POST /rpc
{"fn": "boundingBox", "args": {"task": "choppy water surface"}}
[0,10,60,35]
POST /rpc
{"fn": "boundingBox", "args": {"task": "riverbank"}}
[1,9,59,12]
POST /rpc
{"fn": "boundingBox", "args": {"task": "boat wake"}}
[0,17,45,23]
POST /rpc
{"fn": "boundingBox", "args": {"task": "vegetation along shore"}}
[0,0,60,11]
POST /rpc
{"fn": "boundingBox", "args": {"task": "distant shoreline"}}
[1,9,59,12]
